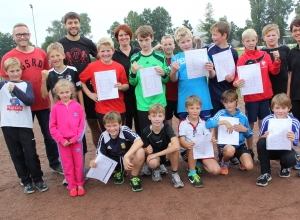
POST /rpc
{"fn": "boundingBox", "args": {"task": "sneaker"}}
[152,168,162,181]
[188,173,204,188]
[24,183,35,194]
[35,181,49,192]
[130,177,143,192]
[70,189,77,197]
[114,171,125,184]
[172,172,184,188]
[77,188,85,196]
[239,164,247,170]
[164,160,171,166]
[20,179,24,186]
[141,162,151,176]
[279,168,291,178]
[52,165,64,175]
[256,173,272,186]
[62,178,68,185]
[218,148,223,165]
[298,171,300,177]
[159,164,168,175]
[196,163,204,175]
[249,149,255,160]
[220,161,229,175]
[230,157,239,165]
[294,161,300,170]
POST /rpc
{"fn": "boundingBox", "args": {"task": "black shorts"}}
[234,144,249,160]
[165,100,180,120]
[245,100,270,122]
[108,155,124,172]
[83,93,97,120]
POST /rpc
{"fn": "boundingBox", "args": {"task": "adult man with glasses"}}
[0,23,63,175]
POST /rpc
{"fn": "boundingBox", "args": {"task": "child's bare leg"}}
[222,145,235,162]
[239,153,254,170]
[169,150,180,171]
[187,149,196,170]
[148,156,160,169]
[131,148,145,176]
[247,122,254,150]
[202,159,221,175]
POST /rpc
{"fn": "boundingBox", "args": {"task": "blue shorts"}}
[178,110,211,121]
[245,100,270,123]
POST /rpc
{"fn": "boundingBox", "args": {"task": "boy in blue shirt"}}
[206,90,254,175]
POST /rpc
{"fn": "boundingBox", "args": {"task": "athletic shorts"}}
[245,99,270,122]
[166,100,180,120]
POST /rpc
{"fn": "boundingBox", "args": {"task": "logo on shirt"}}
[261,60,266,68]
[66,75,72,82]
[65,48,87,65]
[156,140,162,144]
[7,92,23,113]
[121,143,126,149]
[107,146,112,150]
[74,112,78,117]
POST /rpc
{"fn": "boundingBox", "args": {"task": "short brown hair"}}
[135,25,153,38]
[149,104,165,115]
[271,93,292,109]
[114,24,133,41]
[185,95,202,108]
[103,111,122,125]
[64,12,80,24]
[290,18,300,32]
[262,24,280,36]
[210,21,231,39]
[4,57,22,72]
[47,42,64,56]
[221,89,238,103]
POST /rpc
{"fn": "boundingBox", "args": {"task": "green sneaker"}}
[188,173,204,188]
[196,163,204,176]
[114,171,125,185]
[130,177,143,192]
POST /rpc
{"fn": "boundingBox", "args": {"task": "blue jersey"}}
[204,44,238,100]
[259,114,299,146]
[171,52,212,113]
[206,108,253,148]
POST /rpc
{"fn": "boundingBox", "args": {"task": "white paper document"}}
[212,50,235,82]
[266,118,292,150]
[185,49,209,79]
[94,70,119,101]
[237,63,263,96]
[86,153,117,184]
[218,116,239,145]
[140,67,163,98]
[193,132,214,159]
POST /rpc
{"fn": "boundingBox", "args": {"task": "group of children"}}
[2,18,300,196]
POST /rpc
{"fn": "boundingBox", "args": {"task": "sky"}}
[0,0,295,47]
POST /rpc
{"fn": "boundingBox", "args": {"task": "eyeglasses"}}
[14,33,30,38]
[292,29,300,34]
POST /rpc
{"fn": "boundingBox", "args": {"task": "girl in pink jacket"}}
[49,79,86,197]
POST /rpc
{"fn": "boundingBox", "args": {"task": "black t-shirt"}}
[141,123,176,153]
[288,44,300,100]
[97,126,140,157]
[46,66,81,98]
[261,45,290,95]
[58,36,98,90]
[112,45,140,97]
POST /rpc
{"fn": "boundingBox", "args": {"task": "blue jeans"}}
[32,109,61,169]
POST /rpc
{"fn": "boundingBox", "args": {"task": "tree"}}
[107,21,121,46]
[249,0,267,44]
[41,13,93,52]
[0,32,16,60]
[182,20,193,33]
[295,0,300,18]
[197,3,217,44]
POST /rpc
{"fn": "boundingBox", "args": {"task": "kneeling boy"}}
[141,104,184,188]
[256,93,299,186]
[90,111,144,192]
[206,90,254,175]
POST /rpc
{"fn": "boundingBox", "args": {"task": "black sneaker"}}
[279,168,291,178]
[249,149,255,160]
[230,157,239,165]
[114,171,125,184]
[256,173,272,186]
[24,183,35,194]
[52,165,64,175]
[188,173,204,188]
[130,177,143,192]
[35,181,49,192]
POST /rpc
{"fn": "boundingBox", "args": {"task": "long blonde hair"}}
[53,79,76,103]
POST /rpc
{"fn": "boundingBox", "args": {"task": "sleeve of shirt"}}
[178,120,186,137]
[96,134,106,155]
[141,128,150,148]
[161,56,169,84]
[242,116,253,138]
[292,117,300,146]
[49,105,67,145]
[123,126,140,143]
[129,57,138,86]
[79,64,91,84]
[258,117,269,137]
[119,65,129,85]
[12,82,34,106]
[165,124,176,139]
[0,54,8,77]
[205,110,222,129]
[73,69,82,91]
[266,53,281,75]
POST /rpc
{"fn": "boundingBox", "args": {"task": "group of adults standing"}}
[0,12,143,171]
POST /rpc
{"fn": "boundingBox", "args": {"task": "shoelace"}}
[114,172,122,179]
[173,173,181,182]
[131,177,140,186]
[154,169,160,177]
[193,174,200,182]
[221,162,228,170]
[257,173,269,180]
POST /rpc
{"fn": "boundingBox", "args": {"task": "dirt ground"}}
[1,98,300,220]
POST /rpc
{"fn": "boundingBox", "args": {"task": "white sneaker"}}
[172,172,184,188]
[141,162,151,176]
[62,178,68,185]
[152,168,162,181]
[159,164,168,175]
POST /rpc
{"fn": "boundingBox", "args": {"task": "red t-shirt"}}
[165,57,178,101]
[1,48,51,111]
[79,60,128,114]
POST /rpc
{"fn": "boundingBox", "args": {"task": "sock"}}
[196,160,201,168]
[189,170,196,176]
[130,174,136,179]
[172,170,178,174]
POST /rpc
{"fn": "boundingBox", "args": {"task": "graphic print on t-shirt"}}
[7,92,22,113]
[65,48,87,66]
